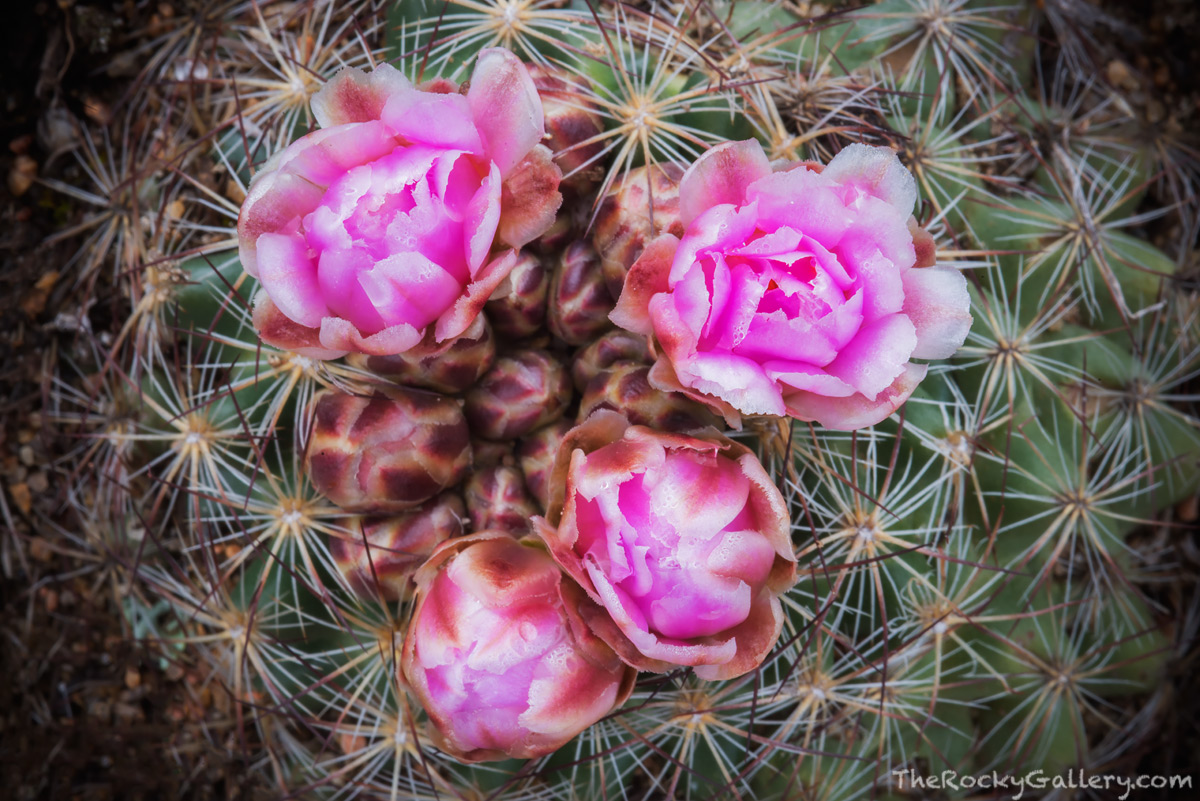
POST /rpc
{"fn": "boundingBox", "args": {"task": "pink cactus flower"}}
[610,141,972,430]
[534,411,797,680]
[238,49,562,359]
[402,531,636,762]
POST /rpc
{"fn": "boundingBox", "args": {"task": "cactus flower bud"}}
[463,463,538,535]
[484,250,549,339]
[307,388,471,513]
[471,438,514,469]
[534,410,797,680]
[548,241,617,346]
[527,64,606,193]
[347,315,496,394]
[592,163,686,299]
[516,418,573,511]
[402,532,637,762]
[578,363,718,432]
[331,493,466,601]
[571,329,651,392]
[464,350,570,440]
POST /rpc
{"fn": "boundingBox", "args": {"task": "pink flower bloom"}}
[238,49,562,359]
[534,411,797,680]
[610,141,972,430]
[402,531,636,762]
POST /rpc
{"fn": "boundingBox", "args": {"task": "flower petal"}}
[678,139,772,227]
[669,202,758,285]
[497,144,563,249]
[692,591,784,681]
[381,89,484,153]
[674,350,787,417]
[824,313,917,399]
[467,48,544,178]
[784,362,928,430]
[610,233,678,336]
[746,168,852,245]
[316,248,387,332]
[312,62,412,128]
[435,249,520,342]
[237,171,325,278]
[251,291,347,359]
[318,316,423,356]
[834,234,907,323]
[762,362,856,397]
[464,161,503,273]
[255,232,328,327]
[823,143,917,218]
[359,250,464,330]
[270,121,399,187]
[903,265,973,359]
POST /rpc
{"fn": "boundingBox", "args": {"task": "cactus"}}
[47,0,1200,799]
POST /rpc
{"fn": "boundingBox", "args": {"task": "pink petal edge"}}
[678,140,772,227]
[822,143,917,218]
[784,362,928,430]
[434,249,520,342]
[902,266,973,359]
[311,62,412,129]
[467,49,545,178]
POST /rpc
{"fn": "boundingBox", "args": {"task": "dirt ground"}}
[0,1,1196,799]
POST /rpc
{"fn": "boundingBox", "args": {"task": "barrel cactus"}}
[52,0,1198,798]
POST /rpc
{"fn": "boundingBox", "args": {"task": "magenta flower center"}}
[688,224,864,371]
[301,146,487,335]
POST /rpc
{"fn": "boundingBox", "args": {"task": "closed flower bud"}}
[307,388,471,513]
[516,419,573,511]
[464,464,538,535]
[402,532,637,762]
[534,410,797,680]
[464,350,570,440]
[331,493,466,601]
[527,64,606,193]
[592,163,686,298]
[471,438,514,469]
[548,241,616,346]
[571,329,651,393]
[347,315,495,394]
[485,251,549,339]
[578,363,718,433]
[527,204,577,256]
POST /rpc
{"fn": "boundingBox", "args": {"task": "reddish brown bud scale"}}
[347,315,496,394]
[330,494,467,601]
[463,464,538,535]
[484,251,549,339]
[548,241,616,346]
[307,388,472,513]
[592,163,686,299]
[464,350,570,440]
